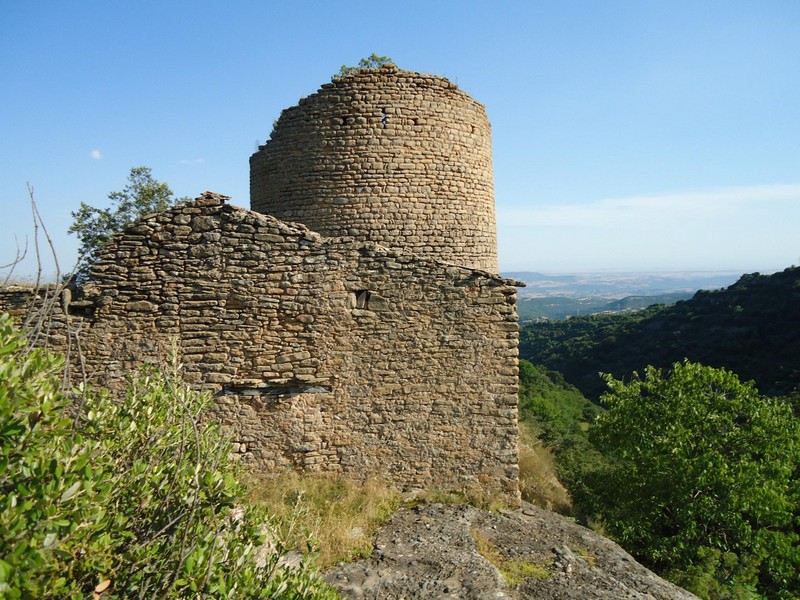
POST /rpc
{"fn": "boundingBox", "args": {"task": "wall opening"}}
[221,383,332,399]
[356,290,371,309]
[67,300,95,319]
[352,289,388,312]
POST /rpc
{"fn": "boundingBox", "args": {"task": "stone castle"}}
[1,65,522,500]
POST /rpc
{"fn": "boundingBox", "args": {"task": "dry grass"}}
[412,484,509,513]
[244,424,573,569]
[245,471,517,568]
[471,527,550,586]
[246,471,402,567]
[573,545,598,567]
[517,422,573,514]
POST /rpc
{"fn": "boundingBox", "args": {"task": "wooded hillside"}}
[520,266,800,402]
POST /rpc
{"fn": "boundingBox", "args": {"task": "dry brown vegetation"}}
[245,422,574,572]
[517,422,572,514]
[246,472,402,567]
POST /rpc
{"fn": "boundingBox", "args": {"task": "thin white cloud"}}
[179,158,205,166]
[497,183,800,272]
[90,150,102,160]
[497,183,800,227]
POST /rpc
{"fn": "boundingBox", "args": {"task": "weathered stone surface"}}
[0,193,520,500]
[325,503,698,599]
[1,69,523,501]
[251,65,498,273]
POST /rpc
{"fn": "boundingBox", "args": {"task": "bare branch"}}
[0,235,28,287]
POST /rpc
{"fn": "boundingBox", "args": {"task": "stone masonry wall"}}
[1,194,520,499]
[250,65,498,273]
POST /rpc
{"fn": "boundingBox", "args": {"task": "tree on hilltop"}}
[68,167,188,282]
[337,54,395,77]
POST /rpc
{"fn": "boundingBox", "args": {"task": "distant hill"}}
[505,271,741,299]
[519,267,800,402]
[517,292,692,322]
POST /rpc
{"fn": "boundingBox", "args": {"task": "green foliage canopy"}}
[517,360,608,517]
[518,359,601,448]
[0,313,336,599]
[520,267,800,401]
[68,167,188,281]
[585,361,799,597]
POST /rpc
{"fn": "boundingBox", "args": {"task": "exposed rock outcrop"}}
[325,503,697,599]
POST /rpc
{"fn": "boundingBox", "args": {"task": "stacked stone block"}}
[1,194,520,500]
[250,65,498,273]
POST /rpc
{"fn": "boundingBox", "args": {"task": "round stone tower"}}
[250,65,498,273]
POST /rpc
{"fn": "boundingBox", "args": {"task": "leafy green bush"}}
[518,360,602,442]
[337,54,394,77]
[665,547,764,600]
[585,361,799,598]
[0,313,337,599]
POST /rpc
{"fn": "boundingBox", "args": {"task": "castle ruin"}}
[1,65,522,500]
[251,65,498,272]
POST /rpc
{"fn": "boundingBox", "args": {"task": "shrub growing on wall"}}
[337,53,394,77]
[0,313,336,599]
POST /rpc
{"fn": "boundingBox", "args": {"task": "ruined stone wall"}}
[1,194,520,499]
[250,65,498,273]
[0,284,85,368]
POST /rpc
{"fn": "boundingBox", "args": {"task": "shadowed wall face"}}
[250,65,498,273]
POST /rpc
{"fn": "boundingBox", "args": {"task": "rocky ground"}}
[324,502,697,599]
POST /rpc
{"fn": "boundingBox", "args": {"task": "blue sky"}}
[2,1,799,279]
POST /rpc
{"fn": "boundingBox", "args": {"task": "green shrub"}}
[0,313,337,599]
[586,361,799,598]
[337,54,394,77]
[665,546,765,600]
[517,360,607,518]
